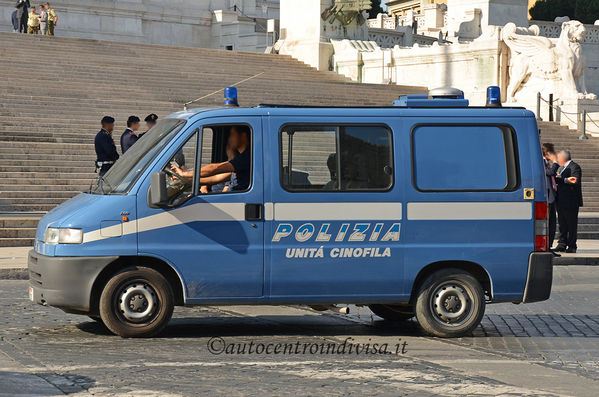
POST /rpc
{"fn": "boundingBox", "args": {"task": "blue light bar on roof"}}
[393,95,470,108]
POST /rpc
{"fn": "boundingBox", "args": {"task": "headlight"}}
[44,227,83,244]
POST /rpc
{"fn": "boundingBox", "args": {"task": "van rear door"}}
[403,118,534,301]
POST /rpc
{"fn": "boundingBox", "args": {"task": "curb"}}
[553,257,599,266]
[0,269,29,280]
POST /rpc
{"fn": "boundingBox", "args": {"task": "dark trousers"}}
[18,13,27,33]
[557,206,579,250]
[548,201,557,248]
[99,164,113,176]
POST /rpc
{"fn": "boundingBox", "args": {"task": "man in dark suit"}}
[120,116,140,154]
[542,143,559,248]
[555,150,583,253]
[15,0,30,33]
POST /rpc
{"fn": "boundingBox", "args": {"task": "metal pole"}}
[536,92,541,121]
[579,110,589,140]
[549,94,554,122]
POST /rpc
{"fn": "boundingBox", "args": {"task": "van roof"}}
[169,105,535,121]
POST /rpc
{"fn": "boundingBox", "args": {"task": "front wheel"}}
[415,269,485,338]
[99,267,174,338]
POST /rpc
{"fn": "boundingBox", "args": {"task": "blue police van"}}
[28,88,553,338]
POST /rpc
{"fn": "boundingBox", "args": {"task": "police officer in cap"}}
[138,113,158,139]
[94,116,119,176]
[120,116,140,154]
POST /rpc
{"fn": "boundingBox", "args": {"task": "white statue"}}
[502,21,597,101]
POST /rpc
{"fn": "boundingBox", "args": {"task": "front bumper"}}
[522,252,553,303]
[28,250,118,313]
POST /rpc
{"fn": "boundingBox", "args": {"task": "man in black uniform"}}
[120,116,140,154]
[138,113,158,139]
[94,116,119,176]
[15,0,30,33]
[555,150,583,253]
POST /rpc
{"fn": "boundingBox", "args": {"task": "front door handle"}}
[245,203,262,221]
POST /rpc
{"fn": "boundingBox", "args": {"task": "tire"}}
[369,304,414,322]
[99,266,174,338]
[415,268,485,338]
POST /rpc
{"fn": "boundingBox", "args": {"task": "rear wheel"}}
[415,269,485,338]
[369,304,414,321]
[99,267,174,338]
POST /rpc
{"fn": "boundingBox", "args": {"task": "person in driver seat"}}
[200,144,239,193]
[171,125,251,192]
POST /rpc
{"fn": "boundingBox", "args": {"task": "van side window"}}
[160,130,198,206]
[411,125,519,191]
[199,125,252,194]
[280,125,393,192]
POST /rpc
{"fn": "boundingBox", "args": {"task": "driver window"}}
[161,130,198,206]
[199,125,252,194]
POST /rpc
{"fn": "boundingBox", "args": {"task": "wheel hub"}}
[118,283,157,322]
[431,284,472,326]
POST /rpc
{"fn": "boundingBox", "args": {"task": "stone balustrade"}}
[531,20,599,44]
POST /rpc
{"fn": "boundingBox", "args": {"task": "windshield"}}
[94,119,187,194]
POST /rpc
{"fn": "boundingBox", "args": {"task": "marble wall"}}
[1,0,279,51]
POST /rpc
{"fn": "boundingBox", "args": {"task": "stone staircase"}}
[0,32,425,246]
[539,121,599,239]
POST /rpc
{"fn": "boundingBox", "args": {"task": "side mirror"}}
[150,172,168,206]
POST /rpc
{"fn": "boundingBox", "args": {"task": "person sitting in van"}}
[323,153,338,190]
[200,144,239,193]
[172,125,250,192]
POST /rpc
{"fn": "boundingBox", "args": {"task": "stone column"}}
[277,0,370,71]
[447,0,528,39]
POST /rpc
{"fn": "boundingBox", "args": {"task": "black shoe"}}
[554,246,566,252]
[566,248,577,253]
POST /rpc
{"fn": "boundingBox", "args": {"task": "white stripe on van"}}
[264,202,274,221]
[82,202,246,243]
[407,202,532,221]
[273,202,402,221]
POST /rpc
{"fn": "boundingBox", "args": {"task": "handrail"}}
[537,93,599,140]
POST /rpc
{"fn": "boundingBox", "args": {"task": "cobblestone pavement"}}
[0,266,598,396]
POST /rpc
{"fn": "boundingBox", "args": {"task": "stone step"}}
[0,204,58,212]
[0,238,34,247]
[0,228,38,238]
[0,191,78,199]
[0,217,40,228]
[0,185,88,192]
[0,178,93,186]
[0,31,424,213]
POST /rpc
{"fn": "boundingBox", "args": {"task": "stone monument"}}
[502,21,596,102]
[446,0,529,40]
[277,0,372,70]
[0,0,279,52]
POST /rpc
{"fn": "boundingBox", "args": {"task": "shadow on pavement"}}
[75,313,599,339]
[0,371,94,395]
[76,316,424,338]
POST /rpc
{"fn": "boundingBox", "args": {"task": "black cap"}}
[101,116,115,125]
[145,113,158,123]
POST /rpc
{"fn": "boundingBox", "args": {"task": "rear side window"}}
[280,125,393,191]
[412,125,519,191]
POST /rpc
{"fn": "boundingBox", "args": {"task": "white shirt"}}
[561,160,572,172]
